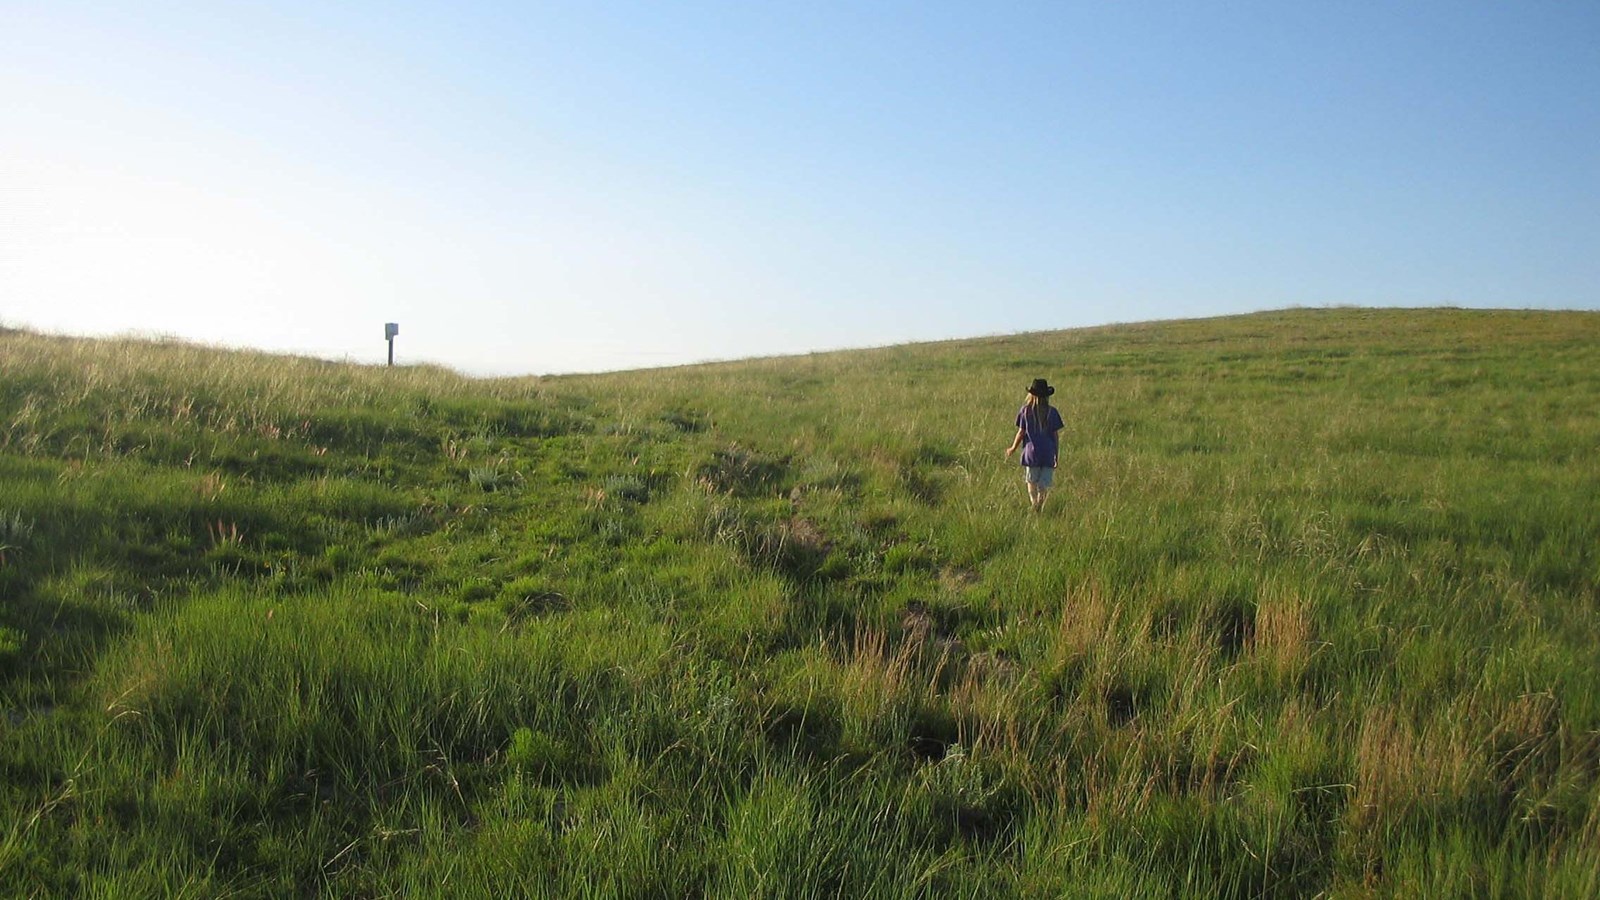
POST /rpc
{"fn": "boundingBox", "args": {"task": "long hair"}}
[1025,392,1051,432]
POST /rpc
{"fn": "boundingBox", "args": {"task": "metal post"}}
[385,323,399,366]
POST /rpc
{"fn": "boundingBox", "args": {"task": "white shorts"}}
[1024,466,1054,488]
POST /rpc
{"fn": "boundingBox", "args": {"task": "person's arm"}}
[1005,427,1025,458]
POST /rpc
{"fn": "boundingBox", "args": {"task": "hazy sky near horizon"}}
[4,2,1597,375]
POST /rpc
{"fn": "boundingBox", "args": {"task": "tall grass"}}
[2,309,1598,896]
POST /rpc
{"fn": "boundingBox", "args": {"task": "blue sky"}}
[4,1,1596,374]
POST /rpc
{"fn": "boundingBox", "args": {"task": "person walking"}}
[1005,378,1065,512]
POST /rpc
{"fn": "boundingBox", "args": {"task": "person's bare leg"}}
[1035,488,1050,512]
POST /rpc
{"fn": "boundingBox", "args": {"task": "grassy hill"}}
[2,308,1597,896]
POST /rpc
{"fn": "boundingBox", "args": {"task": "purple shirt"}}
[1016,404,1065,468]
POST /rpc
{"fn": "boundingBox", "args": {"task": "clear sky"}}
[4,2,1597,375]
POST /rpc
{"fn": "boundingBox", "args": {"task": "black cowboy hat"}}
[1027,378,1055,397]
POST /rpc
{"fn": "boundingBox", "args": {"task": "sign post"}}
[385,322,399,366]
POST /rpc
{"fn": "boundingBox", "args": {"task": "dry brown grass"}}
[1253,584,1315,679]
[835,626,946,743]
[948,655,1031,759]
[1050,578,1122,664]
[1349,704,1482,834]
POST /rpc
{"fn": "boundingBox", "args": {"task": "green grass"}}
[2,308,1598,896]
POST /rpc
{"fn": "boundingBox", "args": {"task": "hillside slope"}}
[2,308,1598,896]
